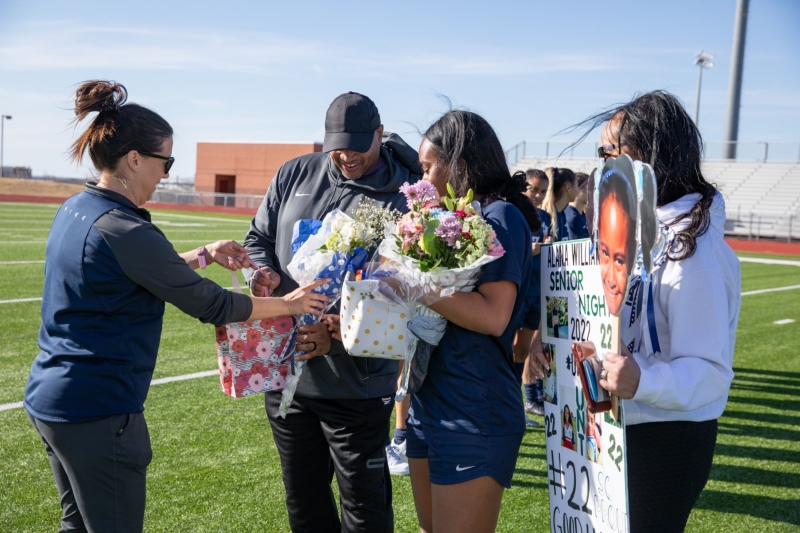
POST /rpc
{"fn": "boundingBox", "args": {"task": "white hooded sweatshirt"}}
[625,192,741,425]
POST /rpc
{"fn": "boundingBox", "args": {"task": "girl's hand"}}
[322,314,342,341]
[207,240,258,271]
[598,344,640,399]
[281,279,331,316]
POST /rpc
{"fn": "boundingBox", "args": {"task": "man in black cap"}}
[244,92,421,533]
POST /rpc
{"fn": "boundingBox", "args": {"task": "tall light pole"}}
[694,51,714,126]
[0,115,11,178]
[723,0,749,159]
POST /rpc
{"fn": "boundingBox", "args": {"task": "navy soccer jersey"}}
[411,200,531,436]
[565,205,589,240]
[518,208,547,330]
[540,208,569,242]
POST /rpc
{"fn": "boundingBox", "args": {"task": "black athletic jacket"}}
[244,133,422,400]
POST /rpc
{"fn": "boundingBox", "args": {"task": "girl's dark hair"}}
[424,110,540,232]
[525,168,547,182]
[541,167,577,239]
[70,80,173,172]
[567,90,716,260]
[597,170,637,271]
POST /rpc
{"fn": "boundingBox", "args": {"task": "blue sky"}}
[1,0,798,179]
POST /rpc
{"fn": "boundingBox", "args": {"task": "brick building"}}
[195,142,323,198]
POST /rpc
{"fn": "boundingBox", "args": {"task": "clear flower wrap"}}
[363,231,502,400]
[281,209,367,417]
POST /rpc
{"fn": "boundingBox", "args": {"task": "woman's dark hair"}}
[575,172,590,188]
[597,170,637,270]
[70,80,173,172]
[567,90,716,260]
[541,167,576,239]
[424,110,540,232]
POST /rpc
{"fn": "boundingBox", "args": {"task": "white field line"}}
[0,260,45,265]
[0,402,23,412]
[739,257,800,267]
[147,212,252,224]
[741,285,800,296]
[0,370,220,412]
[0,202,60,207]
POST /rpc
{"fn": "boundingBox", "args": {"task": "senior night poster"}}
[541,239,629,533]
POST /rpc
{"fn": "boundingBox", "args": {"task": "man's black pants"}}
[28,412,152,533]
[265,391,395,533]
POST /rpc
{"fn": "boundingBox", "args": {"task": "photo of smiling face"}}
[597,170,636,316]
[599,195,631,315]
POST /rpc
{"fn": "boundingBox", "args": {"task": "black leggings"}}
[626,419,718,533]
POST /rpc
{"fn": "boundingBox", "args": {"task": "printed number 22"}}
[608,434,623,472]
[544,413,557,438]
[600,323,612,350]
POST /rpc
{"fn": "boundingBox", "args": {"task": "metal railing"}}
[505,140,800,166]
[725,211,798,242]
[149,190,264,209]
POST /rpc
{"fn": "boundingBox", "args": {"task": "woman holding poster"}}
[578,91,741,532]
[405,110,539,533]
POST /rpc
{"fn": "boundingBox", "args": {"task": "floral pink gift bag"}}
[215,315,296,398]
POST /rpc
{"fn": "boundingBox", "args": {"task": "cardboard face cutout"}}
[634,161,658,275]
[596,155,638,317]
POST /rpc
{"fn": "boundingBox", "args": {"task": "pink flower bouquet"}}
[368,181,506,399]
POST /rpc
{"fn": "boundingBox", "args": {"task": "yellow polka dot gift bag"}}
[340,276,413,360]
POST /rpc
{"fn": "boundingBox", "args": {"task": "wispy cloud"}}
[0,20,625,78]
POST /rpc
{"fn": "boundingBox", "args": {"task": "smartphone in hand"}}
[573,342,612,413]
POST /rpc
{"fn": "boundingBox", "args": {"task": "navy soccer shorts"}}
[406,418,523,489]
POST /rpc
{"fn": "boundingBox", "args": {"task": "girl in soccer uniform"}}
[405,110,540,533]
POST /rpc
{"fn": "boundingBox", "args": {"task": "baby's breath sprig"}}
[352,198,401,241]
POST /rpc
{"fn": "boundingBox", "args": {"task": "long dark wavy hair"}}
[424,110,541,232]
[566,91,717,260]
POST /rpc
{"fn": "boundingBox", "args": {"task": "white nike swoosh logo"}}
[455,464,476,472]
[295,192,311,196]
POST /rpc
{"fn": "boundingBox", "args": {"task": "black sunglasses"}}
[139,151,175,173]
[597,142,627,161]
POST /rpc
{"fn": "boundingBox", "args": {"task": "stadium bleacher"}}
[511,158,800,241]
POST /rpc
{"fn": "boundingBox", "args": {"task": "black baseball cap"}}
[323,92,381,153]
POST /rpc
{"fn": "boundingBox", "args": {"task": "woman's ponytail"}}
[540,167,576,239]
[68,80,173,173]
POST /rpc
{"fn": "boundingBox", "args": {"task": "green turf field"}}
[0,201,798,532]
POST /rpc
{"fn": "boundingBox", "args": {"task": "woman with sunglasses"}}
[576,90,741,532]
[23,80,330,533]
